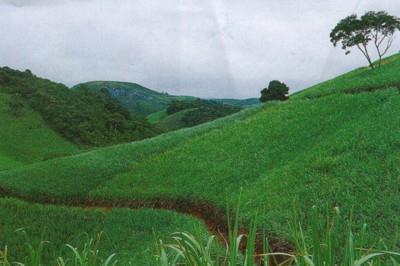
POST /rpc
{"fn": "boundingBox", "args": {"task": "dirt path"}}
[0,186,293,265]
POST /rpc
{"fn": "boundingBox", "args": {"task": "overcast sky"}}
[0,0,399,98]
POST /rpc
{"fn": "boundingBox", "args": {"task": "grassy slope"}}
[0,198,208,265]
[0,106,262,199]
[155,108,198,132]
[292,54,400,99]
[1,54,400,258]
[0,108,259,264]
[93,89,400,245]
[0,93,79,171]
[147,110,167,124]
[76,81,196,117]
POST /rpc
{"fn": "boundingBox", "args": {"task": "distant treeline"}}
[0,67,159,147]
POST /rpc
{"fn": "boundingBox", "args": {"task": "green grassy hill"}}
[150,99,242,132]
[147,110,168,124]
[0,107,260,264]
[0,106,261,199]
[0,92,79,171]
[292,53,400,99]
[92,88,400,243]
[1,54,400,263]
[75,81,196,117]
[155,108,198,132]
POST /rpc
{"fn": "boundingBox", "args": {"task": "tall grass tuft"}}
[157,199,259,266]
[272,205,400,265]
[157,206,400,266]
[57,232,117,266]
[16,228,48,266]
[0,246,21,266]
[1,207,400,265]
[0,231,117,266]
[156,232,216,266]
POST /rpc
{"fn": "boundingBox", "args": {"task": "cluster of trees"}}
[0,67,159,146]
[166,99,241,127]
[259,80,289,102]
[8,93,25,117]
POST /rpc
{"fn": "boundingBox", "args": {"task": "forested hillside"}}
[75,81,196,117]
[0,68,159,147]
[0,91,79,170]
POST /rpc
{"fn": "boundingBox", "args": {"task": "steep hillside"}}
[0,92,79,171]
[75,81,196,117]
[0,68,159,147]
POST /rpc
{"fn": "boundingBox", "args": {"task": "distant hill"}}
[74,81,196,117]
[155,108,196,132]
[77,81,249,132]
[0,67,159,147]
[147,99,242,132]
[212,98,259,107]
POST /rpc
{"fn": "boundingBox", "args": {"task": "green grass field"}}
[1,54,400,264]
[0,93,79,171]
[0,198,209,265]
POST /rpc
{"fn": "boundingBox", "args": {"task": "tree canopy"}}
[330,11,400,69]
[260,80,289,102]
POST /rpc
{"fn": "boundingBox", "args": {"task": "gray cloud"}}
[0,0,399,98]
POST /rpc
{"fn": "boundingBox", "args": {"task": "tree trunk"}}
[356,44,374,69]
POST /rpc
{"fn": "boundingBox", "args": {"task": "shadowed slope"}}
[0,92,79,170]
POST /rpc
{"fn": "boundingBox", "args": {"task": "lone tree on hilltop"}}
[330,11,400,69]
[260,80,289,102]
